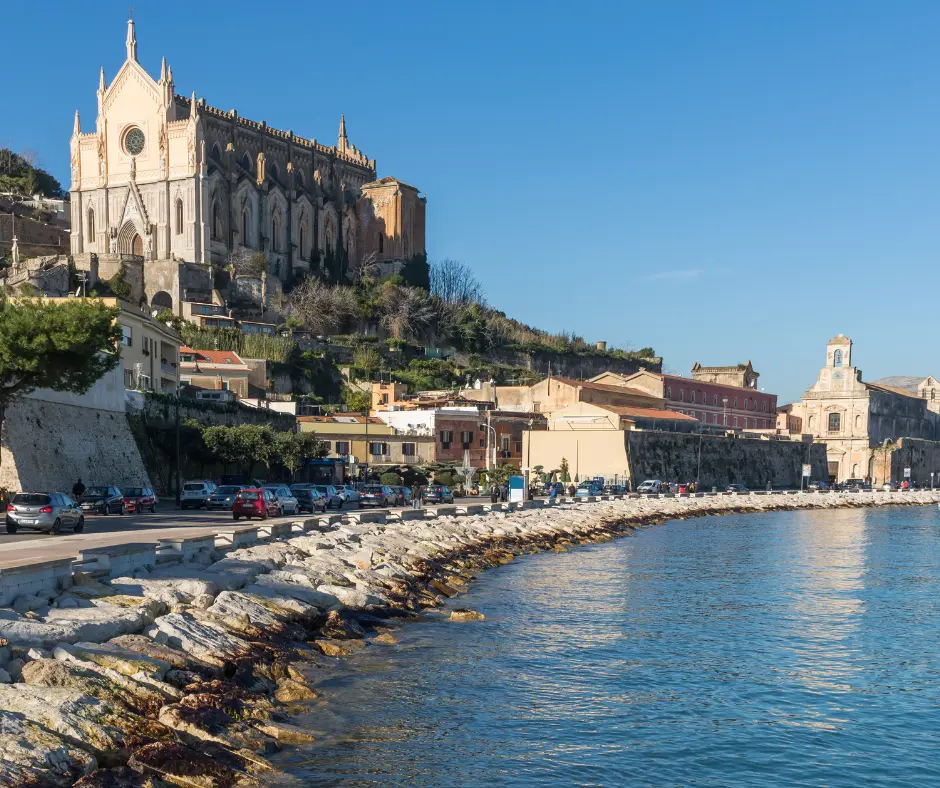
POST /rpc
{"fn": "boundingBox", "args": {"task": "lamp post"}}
[484,410,497,470]
[174,383,181,507]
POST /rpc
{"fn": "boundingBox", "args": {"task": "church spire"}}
[73,111,81,135]
[126,15,138,62]
[338,113,348,151]
[190,91,198,117]
[98,67,106,93]
[160,56,167,82]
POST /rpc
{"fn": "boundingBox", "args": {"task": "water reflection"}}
[275,506,940,787]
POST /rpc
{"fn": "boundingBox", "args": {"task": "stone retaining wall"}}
[627,431,828,488]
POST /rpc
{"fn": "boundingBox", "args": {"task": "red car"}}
[232,488,279,521]
[121,487,156,514]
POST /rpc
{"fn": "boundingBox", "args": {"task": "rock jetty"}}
[0,490,934,786]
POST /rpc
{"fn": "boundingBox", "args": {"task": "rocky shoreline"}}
[0,490,935,787]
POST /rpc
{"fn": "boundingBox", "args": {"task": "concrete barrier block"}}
[78,543,157,579]
[214,526,259,548]
[157,535,215,563]
[387,508,427,522]
[456,504,486,515]
[423,505,458,518]
[345,510,387,525]
[0,558,74,606]
[258,522,293,540]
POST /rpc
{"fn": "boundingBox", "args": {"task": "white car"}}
[180,480,216,509]
[339,485,360,504]
[262,485,299,516]
[636,480,663,494]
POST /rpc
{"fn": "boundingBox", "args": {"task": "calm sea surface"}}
[276,506,940,786]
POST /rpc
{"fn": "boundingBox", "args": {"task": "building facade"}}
[179,347,250,397]
[69,19,425,314]
[801,335,940,482]
[595,369,777,431]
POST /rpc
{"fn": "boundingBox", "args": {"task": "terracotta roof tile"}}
[179,346,247,367]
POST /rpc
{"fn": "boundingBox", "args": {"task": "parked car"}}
[604,485,628,495]
[79,486,125,515]
[121,486,156,514]
[293,487,327,514]
[312,485,344,509]
[636,480,663,494]
[339,485,360,504]
[725,484,748,493]
[360,485,397,507]
[807,480,829,491]
[180,481,216,509]
[207,485,246,510]
[262,485,299,516]
[841,478,871,491]
[6,492,85,534]
[422,484,454,504]
[575,483,602,498]
[232,488,280,520]
[390,486,413,506]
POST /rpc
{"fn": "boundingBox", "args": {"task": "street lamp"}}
[484,410,497,470]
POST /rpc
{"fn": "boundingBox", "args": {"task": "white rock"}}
[26,648,52,661]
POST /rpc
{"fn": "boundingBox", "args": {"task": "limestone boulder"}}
[0,709,97,787]
[0,604,160,648]
[145,613,252,666]
[109,577,219,606]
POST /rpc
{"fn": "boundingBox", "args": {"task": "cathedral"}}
[69,18,426,313]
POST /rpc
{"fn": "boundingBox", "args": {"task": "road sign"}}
[508,474,525,503]
[802,464,812,477]
[904,467,912,478]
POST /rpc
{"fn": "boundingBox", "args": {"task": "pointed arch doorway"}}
[132,233,143,257]
[118,220,144,258]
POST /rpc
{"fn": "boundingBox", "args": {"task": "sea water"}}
[276,506,940,786]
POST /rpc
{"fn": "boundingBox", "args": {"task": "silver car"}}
[313,485,344,509]
[262,485,299,516]
[6,492,85,535]
[339,485,360,504]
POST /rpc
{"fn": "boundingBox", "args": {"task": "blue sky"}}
[4,0,940,402]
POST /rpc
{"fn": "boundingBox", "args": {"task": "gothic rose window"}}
[124,127,145,156]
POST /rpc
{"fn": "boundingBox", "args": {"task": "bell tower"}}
[826,334,852,369]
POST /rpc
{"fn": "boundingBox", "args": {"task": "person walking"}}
[490,484,499,504]
[72,478,86,498]
[411,482,421,509]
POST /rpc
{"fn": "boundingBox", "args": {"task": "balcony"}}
[369,454,392,464]
[160,362,177,378]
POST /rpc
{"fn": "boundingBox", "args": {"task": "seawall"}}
[0,490,934,785]
[627,431,829,489]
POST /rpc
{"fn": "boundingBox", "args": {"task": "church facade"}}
[69,18,425,313]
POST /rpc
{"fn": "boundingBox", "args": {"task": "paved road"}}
[0,497,486,568]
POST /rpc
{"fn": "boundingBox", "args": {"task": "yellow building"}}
[298,414,434,469]
[46,296,180,393]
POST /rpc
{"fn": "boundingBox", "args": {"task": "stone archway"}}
[117,220,141,256]
[151,291,173,311]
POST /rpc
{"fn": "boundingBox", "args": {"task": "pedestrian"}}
[72,478,85,498]
[548,485,558,501]
[411,482,421,508]
[490,484,499,504]
[500,484,508,502]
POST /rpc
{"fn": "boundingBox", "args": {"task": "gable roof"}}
[548,376,657,399]
[592,404,698,421]
[870,376,927,394]
[867,383,920,399]
[179,346,247,369]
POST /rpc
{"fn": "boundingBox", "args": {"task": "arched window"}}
[211,198,223,240]
[377,233,384,254]
[762,402,767,412]
[932,389,936,400]
[690,391,696,404]
[299,223,306,259]
[211,143,222,163]
[269,163,279,183]
[733,398,737,408]
[242,209,251,246]
[833,349,843,367]
[87,208,95,239]
[240,153,252,172]
[271,215,280,252]
[713,394,718,405]
[175,199,183,235]
[855,414,862,429]
[679,390,684,402]
[296,170,305,188]
[666,387,672,399]
[808,415,815,431]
